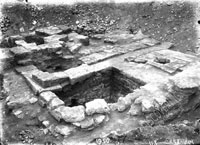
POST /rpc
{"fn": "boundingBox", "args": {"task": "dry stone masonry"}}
[1,24,200,141]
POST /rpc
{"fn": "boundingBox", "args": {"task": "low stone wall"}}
[56,69,112,106]
[55,68,144,106]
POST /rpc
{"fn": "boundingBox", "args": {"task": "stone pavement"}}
[1,25,200,144]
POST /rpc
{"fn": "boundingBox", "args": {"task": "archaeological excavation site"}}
[1,1,200,145]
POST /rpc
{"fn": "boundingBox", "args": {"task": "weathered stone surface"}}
[44,34,68,43]
[139,38,160,46]
[0,49,14,64]
[38,114,48,122]
[68,32,79,40]
[55,125,75,136]
[90,61,113,73]
[52,71,69,83]
[57,25,72,34]
[93,114,106,125]
[21,43,41,52]
[23,74,43,95]
[73,117,94,129]
[127,104,142,116]
[15,65,38,75]
[32,71,63,88]
[68,32,89,45]
[67,43,82,53]
[85,99,110,115]
[35,26,62,36]
[42,120,50,127]
[73,114,105,130]
[64,64,94,85]
[4,71,37,109]
[74,35,89,46]
[91,34,104,40]
[6,92,32,109]
[39,41,63,53]
[108,103,118,111]
[104,38,118,44]
[62,106,85,123]
[79,51,121,65]
[15,39,27,46]
[117,96,132,112]
[48,97,64,110]
[136,97,155,113]
[124,57,147,63]
[29,97,38,104]
[9,46,31,59]
[12,109,24,119]
[169,64,200,89]
[116,91,141,112]
[39,91,57,107]
[50,106,65,121]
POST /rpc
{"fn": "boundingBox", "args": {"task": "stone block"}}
[9,46,31,59]
[93,114,106,125]
[32,71,63,88]
[68,32,79,40]
[61,106,85,123]
[57,25,72,34]
[48,97,64,110]
[15,40,27,46]
[44,34,68,43]
[73,117,94,129]
[90,61,113,73]
[104,38,118,44]
[22,43,41,52]
[15,65,38,74]
[85,99,110,115]
[139,38,160,46]
[74,35,89,46]
[35,26,63,36]
[67,43,82,53]
[23,74,43,95]
[127,104,142,116]
[79,51,121,65]
[50,106,65,121]
[64,64,94,85]
[52,71,69,83]
[39,91,57,107]
[55,125,75,136]
[39,41,63,53]
[41,84,62,93]
[91,34,104,40]
[117,96,132,112]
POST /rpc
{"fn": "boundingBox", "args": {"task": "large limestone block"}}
[85,99,110,115]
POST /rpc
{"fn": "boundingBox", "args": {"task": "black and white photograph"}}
[0,0,199,144]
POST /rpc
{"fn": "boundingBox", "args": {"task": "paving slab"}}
[35,26,63,36]
[44,34,68,43]
[64,64,94,85]
[9,46,31,59]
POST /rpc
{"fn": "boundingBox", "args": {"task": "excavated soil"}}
[1,2,197,53]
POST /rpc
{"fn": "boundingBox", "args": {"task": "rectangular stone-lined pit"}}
[54,68,145,107]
